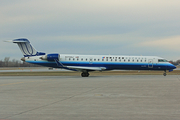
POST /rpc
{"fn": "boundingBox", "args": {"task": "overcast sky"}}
[1,0,180,61]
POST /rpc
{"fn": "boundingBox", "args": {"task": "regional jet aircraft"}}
[6,38,176,77]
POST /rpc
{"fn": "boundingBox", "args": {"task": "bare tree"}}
[0,57,41,67]
[4,57,10,67]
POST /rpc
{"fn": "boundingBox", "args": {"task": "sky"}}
[0,0,180,61]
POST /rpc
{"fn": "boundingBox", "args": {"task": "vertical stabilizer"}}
[12,38,45,57]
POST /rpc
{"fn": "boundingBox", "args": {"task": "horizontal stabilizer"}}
[4,40,14,43]
[4,39,30,43]
[13,39,30,43]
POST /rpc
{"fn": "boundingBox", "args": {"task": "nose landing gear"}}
[163,70,167,76]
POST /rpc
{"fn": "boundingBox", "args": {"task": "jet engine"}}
[40,53,60,61]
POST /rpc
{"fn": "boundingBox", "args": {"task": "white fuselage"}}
[25,54,175,71]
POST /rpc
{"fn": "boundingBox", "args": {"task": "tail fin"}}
[12,38,45,57]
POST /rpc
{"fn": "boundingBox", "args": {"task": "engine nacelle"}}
[40,53,60,61]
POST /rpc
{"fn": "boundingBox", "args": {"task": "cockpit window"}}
[158,59,168,62]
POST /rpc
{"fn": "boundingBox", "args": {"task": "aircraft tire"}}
[81,72,89,77]
[163,73,166,76]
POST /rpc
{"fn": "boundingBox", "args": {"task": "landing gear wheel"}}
[163,70,167,76]
[81,72,89,77]
[163,73,166,76]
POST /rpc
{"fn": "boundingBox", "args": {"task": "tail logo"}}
[20,43,34,55]
[17,42,37,56]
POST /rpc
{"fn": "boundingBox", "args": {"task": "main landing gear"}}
[81,72,89,77]
[163,70,167,76]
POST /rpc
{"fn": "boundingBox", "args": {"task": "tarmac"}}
[0,75,180,120]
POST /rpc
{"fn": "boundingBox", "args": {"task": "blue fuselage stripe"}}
[27,61,174,71]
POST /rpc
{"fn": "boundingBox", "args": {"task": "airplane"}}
[6,38,176,77]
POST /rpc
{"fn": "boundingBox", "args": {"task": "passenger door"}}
[89,58,93,64]
[148,59,153,68]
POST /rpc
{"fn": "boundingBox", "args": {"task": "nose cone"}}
[172,65,177,69]
[168,64,176,70]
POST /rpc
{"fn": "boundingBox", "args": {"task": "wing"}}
[54,59,106,71]
[67,66,106,71]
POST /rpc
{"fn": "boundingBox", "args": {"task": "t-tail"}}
[10,38,46,57]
